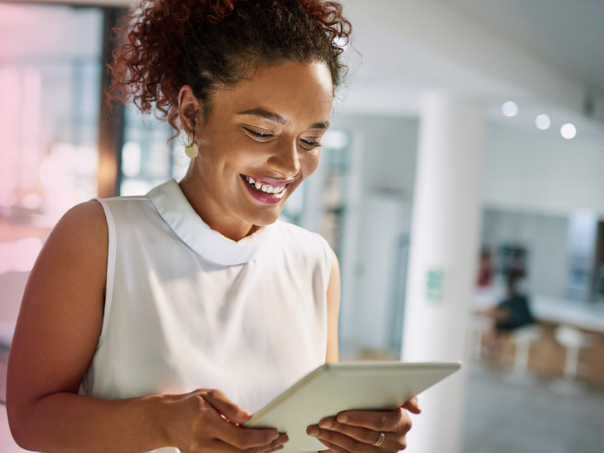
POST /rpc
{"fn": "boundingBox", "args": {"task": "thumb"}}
[203,389,252,425]
[402,396,421,415]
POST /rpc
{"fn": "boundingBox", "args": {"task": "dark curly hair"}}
[108,0,352,133]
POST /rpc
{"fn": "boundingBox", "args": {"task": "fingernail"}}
[271,432,280,441]
[337,414,348,423]
[308,427,319,437]
[278,434,289,443]
[238,409,251,418]
[319,419,333,429]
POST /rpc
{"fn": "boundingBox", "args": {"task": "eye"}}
[241,126,275,142]
[300,138,321,150]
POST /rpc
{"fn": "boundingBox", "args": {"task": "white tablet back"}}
[245,361,461,453]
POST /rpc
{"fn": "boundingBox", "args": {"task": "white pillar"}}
[402,92,486,453]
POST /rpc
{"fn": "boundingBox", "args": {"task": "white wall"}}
[480,209,569,299]
[333,116,604,218]
[331,114,419,197]
[482,124,604,217]
[331,114,417,352]
[332,113,604,308]
[351,195,411,351]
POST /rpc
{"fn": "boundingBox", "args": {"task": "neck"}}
[178,174,260,242]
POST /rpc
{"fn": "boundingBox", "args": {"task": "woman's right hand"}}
[165,388,288,453]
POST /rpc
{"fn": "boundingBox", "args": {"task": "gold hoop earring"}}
[185,133,199,159]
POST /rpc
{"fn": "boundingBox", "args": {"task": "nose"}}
[267,140,300,179]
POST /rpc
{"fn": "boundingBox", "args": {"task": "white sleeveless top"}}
[83,179,331,453]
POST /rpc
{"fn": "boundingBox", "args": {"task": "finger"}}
[203,389,252,425]
[335,409,401,432]
[317,439,349,453]
[402,396,421,415]
[244,434,289,453]
[212,436,287,453]
[318,418,380,445]
[213,417,281,449]
[265,446,285,453]
[308,425,373,453]
[318,418,410,453]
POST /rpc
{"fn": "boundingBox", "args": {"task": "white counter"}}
[474,288,604,333]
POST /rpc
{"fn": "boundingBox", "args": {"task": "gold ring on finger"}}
[373,432,385,447]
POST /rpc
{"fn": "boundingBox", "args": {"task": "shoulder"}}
[50,200,107,248]
[272,220,329,248]
[272,220,331,263]
[36,200,109,278]
[271,220,337,282]
[96,194,155,218]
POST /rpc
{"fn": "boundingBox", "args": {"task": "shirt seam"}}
[93,198,117,348]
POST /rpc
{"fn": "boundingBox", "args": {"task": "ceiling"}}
[8,0,603,94]
[440,0,604,94]
[2,0,604,132]
[333,0,604,138]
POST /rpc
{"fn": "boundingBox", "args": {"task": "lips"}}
[240,174,293,205]
[242,174,295,189]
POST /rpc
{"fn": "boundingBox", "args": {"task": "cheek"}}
[200,138,255,174]
[301,150,321,178]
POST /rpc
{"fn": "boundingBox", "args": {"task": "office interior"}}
[1,1,604,452]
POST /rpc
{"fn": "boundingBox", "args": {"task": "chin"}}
[245,205,283,227]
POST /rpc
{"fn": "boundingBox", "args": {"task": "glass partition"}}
[0,3,103,274]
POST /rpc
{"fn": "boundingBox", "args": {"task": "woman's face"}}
[179,61,334,238]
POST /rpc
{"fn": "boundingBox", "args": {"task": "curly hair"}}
[108,0,352,133]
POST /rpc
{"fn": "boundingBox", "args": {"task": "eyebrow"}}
[236,108,330,129]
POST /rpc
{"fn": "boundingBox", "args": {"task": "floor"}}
[1,358,604,452]
[461,362,604,453]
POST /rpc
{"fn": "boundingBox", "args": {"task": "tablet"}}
[244,361,461,453]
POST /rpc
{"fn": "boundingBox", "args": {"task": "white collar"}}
[147,179,272,266]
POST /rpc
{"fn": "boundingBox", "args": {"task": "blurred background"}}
[1,0,603,452]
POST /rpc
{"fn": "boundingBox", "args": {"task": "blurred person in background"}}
[595,264,604,302]
[478,278,536,357]
[6,1,419,452]
[477,247,494,288]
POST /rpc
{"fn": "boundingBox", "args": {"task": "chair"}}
[554,324,593,383]
[469,314,490,361]
[510,324,541,376]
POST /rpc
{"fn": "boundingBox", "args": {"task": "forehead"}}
[212,61,334,123]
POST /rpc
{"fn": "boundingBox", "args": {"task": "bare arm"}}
[7,201,283,453]
[325,247,341,364]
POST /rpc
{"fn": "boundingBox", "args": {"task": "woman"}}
[7,1,419,452]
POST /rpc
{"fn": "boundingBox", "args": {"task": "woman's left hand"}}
[306,397,421,453]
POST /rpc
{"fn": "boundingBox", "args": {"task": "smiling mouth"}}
[240,174,294,205]
[240,174,293,194]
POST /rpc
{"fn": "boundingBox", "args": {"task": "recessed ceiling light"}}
[561,123,576,139]
[535,114,550,130]
[502,101,518,117]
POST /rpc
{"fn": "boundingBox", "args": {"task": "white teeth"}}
[244,175,287,195]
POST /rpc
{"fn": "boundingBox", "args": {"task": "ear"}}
[178,85,202,137]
